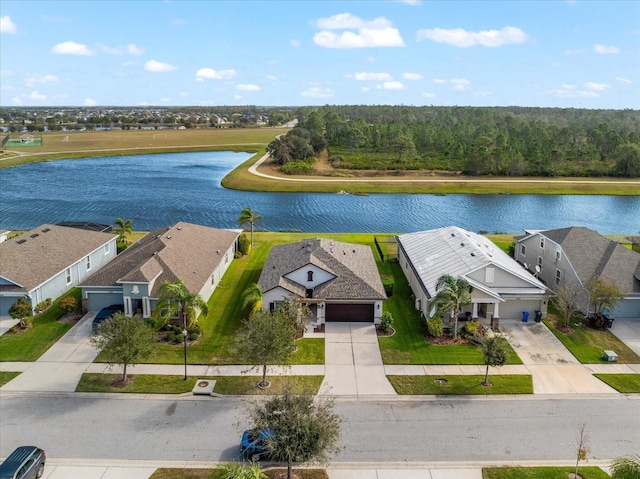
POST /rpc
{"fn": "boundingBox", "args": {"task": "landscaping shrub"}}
[8,297,32,321]
[34,298,53,314]
[383,279,394,297]
[59,296,78,312]
[462,320,480,340]
[380,311,394,333]
[281,160,315,175]
[234,251,242,259]
[189,332,199,341]
[238,234,251,255]
[427,317,444,337]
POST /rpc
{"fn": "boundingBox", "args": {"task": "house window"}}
[211,274,215,285]
[225,253,229,265]
[555,269,562,285]
[307,271,314,282]
[520,244,526,257]
[104,243,110,255]
[65,268,71,285]
[556,248,561,263]
[86,255,91,271]
[538,256,543,270]
[485,267,495,283]
[540,237,545,249]
[306,288,313,298]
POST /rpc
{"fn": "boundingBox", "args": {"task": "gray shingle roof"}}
[80,222,239,297]
[258,238,386,300]
[541,227,640,293]
[0,224,114,292]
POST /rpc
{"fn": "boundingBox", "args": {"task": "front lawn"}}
[378,261,522,365]
[482,466,609,479]
[594,373,640,393]
[0,371,20,387]
[544,317,640,364]
[150,468,329,479]
[388,375,533,395]
[76,373,323,395]
[0,288,81,362]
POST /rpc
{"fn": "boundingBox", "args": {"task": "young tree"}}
[237,207,262,247]
[239,309,296,388]
[114,217,133,246]
[154,279,208,330]
[552,282,579,327]
[573,423,590,479]
[241,283,263,318]
[249,390,342,479]
[433,275,471,339]
[585,277,624,326]
[90,313,155,382]
[8,297,32,323]
[609,454,640,479]
[479,336,509,386]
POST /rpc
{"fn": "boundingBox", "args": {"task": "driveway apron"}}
[500,319,617,394]
[319,322,396,397]
[609,317,640,357]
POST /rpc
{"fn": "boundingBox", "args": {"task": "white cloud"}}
[396,0,422,5]
[433,78,446,84]
[128,44,144,56]
[403,72,423,80]
[84,98,97,106]
[594,44,619,54]
[361,86,371,92]
[195,68,236,80]
[52,41,94,56]
[12,96,22,104]
[234,94,243,100]
[266,74,278,81]
[564,48,586,55]
[29,91,47,101]
[301,87,335,98]
[352,72,392,81]
[562,83,576,90]
[25,74,59,87]
[422,92,436,98]
[616,77,632,84]
[378,81,404,90]
[584,82,610,91]
[144,60,177,72]
[290,39,300,47]
[474,91,491,97]
[236,84,260,91]
[451,78,471,90]
[98,43,145,56]
[546,88,599,98]
[314,13,404,49]
[1,16,17,34]
[417,26,529,48]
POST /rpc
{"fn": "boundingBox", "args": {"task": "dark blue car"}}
[240,429,274,461]
[91,304,124,331]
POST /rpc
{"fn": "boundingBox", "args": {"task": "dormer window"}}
[307,270,314,282]
[540,237,545,249]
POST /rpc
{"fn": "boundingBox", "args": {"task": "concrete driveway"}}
[610,317,640,356]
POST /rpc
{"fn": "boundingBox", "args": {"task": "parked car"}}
[92,304,124,331]
[240,428,274,461]
[0,446,46,479]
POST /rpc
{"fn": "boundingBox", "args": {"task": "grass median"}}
[594,373,640,393]
[388,374,533,395]
[482,466,609,479]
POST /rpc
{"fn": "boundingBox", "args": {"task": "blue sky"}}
[1,0,638,108]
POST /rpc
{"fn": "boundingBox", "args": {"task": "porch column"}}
[472,302,478,319]
[493,302,500,319]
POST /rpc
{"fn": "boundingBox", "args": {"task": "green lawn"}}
[388,375,533,395]
[544,317,640,364]
[76,373,322,395]
[0,288,81,361]
[482,466,609,479]
[150,468,329,479]
[594,373,640,393]
[0,371,20,387]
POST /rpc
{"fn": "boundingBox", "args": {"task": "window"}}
[520,244,526,257]
[485,267,495,283]
[104,243,110,255]
[556,247,561,263]
[211,274,215,285]
[225,253,229,264]
[540,237,545,249]
[86,255,91,271]
[537,256,543,270]
[555,269,561,285]
[307,270,314,282]
[306,288,313,298]
[65,268,71,284]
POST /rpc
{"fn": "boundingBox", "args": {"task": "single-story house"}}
[514,226,640,319]
[79,222,239,317]
[0,224,117,315]
[258,238,387,325]
[397,226,548,324]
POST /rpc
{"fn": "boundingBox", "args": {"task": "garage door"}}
[87,292,124,311]
[326,303,374,322]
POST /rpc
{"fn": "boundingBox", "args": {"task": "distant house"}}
[0,224,117,315]
[397,226,548,324]
[515,227,640,318]
[0,230,10,244]
[79,222,239,317]
[258,238,387,325]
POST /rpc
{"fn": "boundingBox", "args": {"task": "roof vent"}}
[352,249,356,253]
[177,226,182,230]
[153,251,158,255]
[451,233,456,237]
[166,235,172,239]
[30,233,39,238]
[460,242,465,247]
[42,228,51,233]
[470,252,476,257]
[17,239,26,244]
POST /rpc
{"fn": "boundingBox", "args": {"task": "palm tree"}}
[154,280,208,330]
[241,283,263,317]
[114,217,133,245]
[610,454,640,479]
[433,274,471,340]
[237,207,261,247]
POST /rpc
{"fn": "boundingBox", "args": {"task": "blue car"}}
[240,429,274,461]
[92,304,124,331]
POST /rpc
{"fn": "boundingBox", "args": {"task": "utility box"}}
[603,350,618,362]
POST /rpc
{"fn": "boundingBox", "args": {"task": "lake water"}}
[0,151,638,234]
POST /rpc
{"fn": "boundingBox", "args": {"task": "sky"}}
[1,0,639,109]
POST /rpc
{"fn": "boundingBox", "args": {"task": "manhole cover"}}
[198,381,209,387]
[434,378,448,384]
[192,378,216,395]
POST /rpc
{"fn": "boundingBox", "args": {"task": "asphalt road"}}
[1,394,638,463]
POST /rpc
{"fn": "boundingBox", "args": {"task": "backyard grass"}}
[0,288,81,361]
[0,371,20,387]
[544,317,640,364]
[482,466,609,479]
[594,373,640,393]
[76,373,323,395]
[388,374,533,395]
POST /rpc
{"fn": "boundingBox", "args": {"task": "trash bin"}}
[535,310,542,322]
[522,311,529,322]
[603,311,614,328]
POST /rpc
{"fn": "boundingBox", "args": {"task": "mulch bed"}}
[375,325,395,337]
[422,326,470,345]
[109,376,134,388]
[57,310,85,323]
[547,314,575,334]
[264,469,329,479]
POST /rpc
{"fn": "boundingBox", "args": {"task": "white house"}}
[258,238,387,325]
[397,226,548,327]
[0,224,117,315]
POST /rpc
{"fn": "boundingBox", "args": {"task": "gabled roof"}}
[539,227,640,293]
[258,238,386,300]
[0,224,115,292]
[80,222,239,297]
[397,226,546,298]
